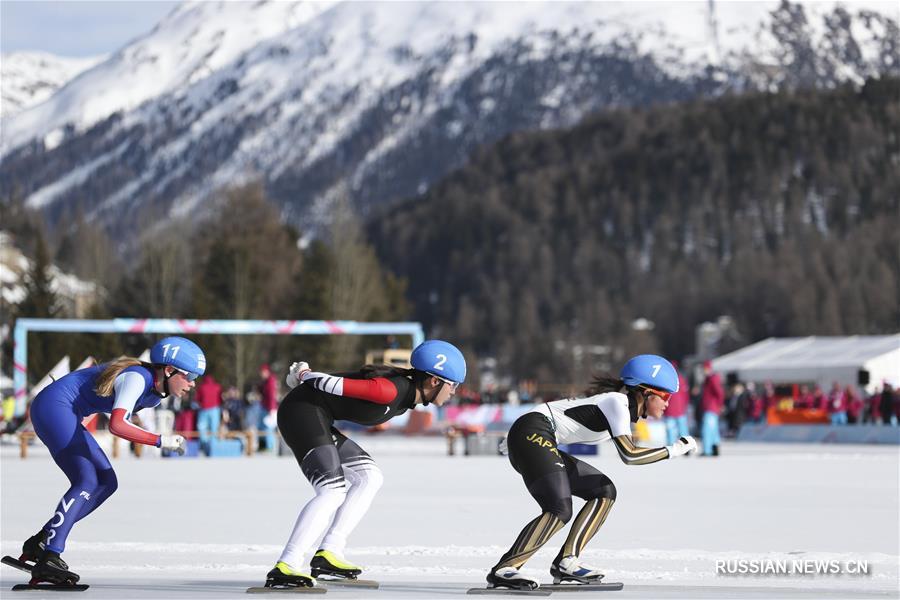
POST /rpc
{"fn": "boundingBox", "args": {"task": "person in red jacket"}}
[795,385,815,410]
[195,374,223,453]
[761,381,777,422]
[700,361,724,456]
[663,366,690,445]
[845,386,863,424]
[811,385,827,412]
[827,382,848,425]
[747,382,765,424]
[258,364,279,452]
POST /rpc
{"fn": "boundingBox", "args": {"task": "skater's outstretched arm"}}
[286,362,398,405]
[611,434,670,465]
[108,371,162,446]
[592,393,671,465]
[612,434,697,464]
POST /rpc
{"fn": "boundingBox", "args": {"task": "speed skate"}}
[541,581,624,591]
[314,576,379,589]
[245,586,326,594]
[310,551,379,588]
[466,588,551,596]
[2,556,89,592]
[466,581,623,595]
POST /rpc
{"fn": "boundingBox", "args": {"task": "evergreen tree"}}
[193,182,301,390]
[16,226,62,382]
[368,78,900,383]
[300,193,411,370]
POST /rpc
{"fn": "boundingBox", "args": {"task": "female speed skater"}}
[264,339,466,589]
[485,354,698,590]
[15,337,205,585]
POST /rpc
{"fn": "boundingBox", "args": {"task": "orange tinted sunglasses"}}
[639,386,671,402]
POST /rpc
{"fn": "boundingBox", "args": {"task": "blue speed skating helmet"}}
[620,354,679,393]
[150,336,206,380]
[411,340,466,384]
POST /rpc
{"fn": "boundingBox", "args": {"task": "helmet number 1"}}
[433,354,447,371]
[162,344,180,359]
[651,364,661,378]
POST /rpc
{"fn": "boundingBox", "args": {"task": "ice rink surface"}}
[2,437,898,600]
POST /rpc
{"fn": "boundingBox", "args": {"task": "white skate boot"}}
[550,555,605,584]
[486,566,540,590]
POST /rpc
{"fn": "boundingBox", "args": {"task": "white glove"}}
[160,434,186,455]
[667,435,698,458]
[285,361,311,389]
[498,436,509,456]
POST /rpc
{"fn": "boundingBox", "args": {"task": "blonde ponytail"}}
[94,357,145,397]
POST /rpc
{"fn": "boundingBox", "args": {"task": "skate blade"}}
[315,576,379,588]
[311,568,362,579]
[246,586,325,594]
[11,583,89,592]
[2,556,34,573]
[542,582,624,591]
[467,588,551,596]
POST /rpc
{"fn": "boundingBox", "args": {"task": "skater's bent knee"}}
[98,469,118,493]
[545,498,572,524]
[315,483,348,509]
[595,480,616,502]
[76,472,100,494]
[361,467,384,491]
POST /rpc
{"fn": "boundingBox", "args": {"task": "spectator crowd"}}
[4,357,897,459]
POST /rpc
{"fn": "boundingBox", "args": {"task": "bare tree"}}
[196,183,301,389]
[137,224,194,317]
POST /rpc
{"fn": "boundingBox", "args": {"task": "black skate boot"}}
[310,550,362,579]
[19,530,47,565]
[31,550,79,585]
[265,561,316,588]
[486,566,539,590]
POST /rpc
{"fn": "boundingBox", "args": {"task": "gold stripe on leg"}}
[575,497,614,556]
[495,513,564,570]
[561,498,597,558]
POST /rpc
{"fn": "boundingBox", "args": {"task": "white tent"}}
[710,335,900,395]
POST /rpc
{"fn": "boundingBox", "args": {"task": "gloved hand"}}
[160,434,186,455]
[285,361,311,389]
[498,436,509,456]
[667,435,698,458]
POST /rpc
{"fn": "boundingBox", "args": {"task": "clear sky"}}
[1,0,180,57]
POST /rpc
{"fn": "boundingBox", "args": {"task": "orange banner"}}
[766,407,830,425]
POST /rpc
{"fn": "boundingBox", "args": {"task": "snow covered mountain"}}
[1,1,897,242]
[0,52,104,119]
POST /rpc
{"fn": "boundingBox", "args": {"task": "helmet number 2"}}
[650,364,661,378]
[162,344,180,359]
[433,354,447,371]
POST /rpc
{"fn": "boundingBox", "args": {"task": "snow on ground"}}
[1,437,897,599]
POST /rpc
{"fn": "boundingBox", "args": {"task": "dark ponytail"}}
[585,374,626,396]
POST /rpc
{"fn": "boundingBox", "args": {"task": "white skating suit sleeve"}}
[109,372,161,446]
[532,392,630,444]
[534,392,670,465]
[600,393,671,466]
